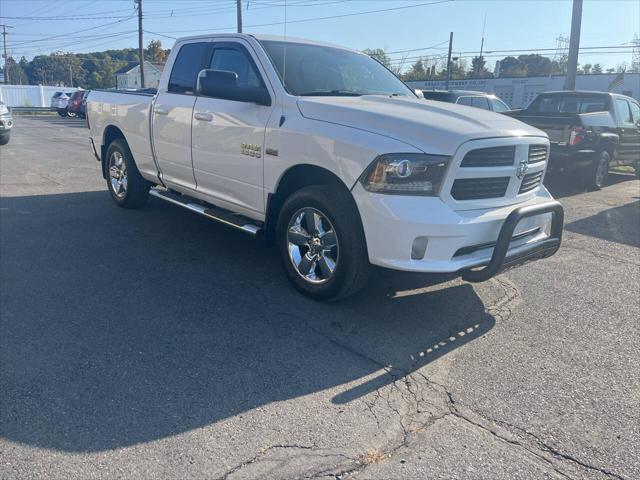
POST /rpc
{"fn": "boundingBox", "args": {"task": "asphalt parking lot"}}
[1,115,639,480]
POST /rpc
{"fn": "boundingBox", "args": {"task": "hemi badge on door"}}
[241,143,262,158]
[265,147,279,157]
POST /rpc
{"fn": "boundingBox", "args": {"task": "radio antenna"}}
[282,0,288,90]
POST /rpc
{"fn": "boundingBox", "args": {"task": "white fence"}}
[0,85,78,108]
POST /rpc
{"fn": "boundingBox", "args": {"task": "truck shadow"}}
[545,171,636,199]
[0,190,496,453]
[564,200,640,248]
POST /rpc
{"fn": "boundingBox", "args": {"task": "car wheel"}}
[586,150,610,190]
[66,108,75,118]
[105,139,150,208]
[57,108,66,117]
[0,132,9,145]
[277,185,370,301]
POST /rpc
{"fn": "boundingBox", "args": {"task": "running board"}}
[149,188,262,236]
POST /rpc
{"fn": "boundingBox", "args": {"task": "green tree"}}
[362,48,391,68]
[402,58,428,81]
[470,56,492,78]
[592,63,603,74]
[145,40,168,64]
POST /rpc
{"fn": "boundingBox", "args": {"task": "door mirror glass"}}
[197,69,271,106]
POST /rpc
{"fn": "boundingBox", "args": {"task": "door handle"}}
[194,112,214,122]
[154,107,169,115]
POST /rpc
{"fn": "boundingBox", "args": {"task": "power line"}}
[146,0,453,35]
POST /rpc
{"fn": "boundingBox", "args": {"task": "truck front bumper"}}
[352,183,563,279]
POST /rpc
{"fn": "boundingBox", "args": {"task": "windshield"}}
[259,40,414,98]
[530,95,607,114]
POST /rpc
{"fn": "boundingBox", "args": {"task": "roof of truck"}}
[174,33,357,53]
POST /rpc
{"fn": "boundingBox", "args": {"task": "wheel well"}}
[264,164,352,242]
[100,125,126,178]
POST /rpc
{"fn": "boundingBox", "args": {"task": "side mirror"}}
[414,89,425,99]
[197,69,271,106]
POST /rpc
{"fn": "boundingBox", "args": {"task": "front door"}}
[191,41,274,215]
[152,41,210,189]
[614,97,638,164]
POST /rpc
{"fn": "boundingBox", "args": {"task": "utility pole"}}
[564,0,582,90]
[135,0,145,89]
[1,24,14,85]
[445,31,453,90]
[237,0,243,33]
[476,13,486,78]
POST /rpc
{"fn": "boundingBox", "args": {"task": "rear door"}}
[152,40,210,190]
[191,40,274,215]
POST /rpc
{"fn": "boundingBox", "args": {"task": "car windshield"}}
[259,40,414,98]
[531,95,607,114]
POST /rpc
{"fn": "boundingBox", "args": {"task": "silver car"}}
[0,101,13,145]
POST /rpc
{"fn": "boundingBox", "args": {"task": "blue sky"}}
[2,0,638,71]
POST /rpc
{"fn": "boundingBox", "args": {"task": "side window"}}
[629,101,640,125]
[456,96,473,107]
[209,47,262,88]
[168,42,209,94]
[615,98,633,125]
[490,97,510,112]
[471,97,491,110]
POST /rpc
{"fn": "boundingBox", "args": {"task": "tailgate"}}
[510,114,579,144]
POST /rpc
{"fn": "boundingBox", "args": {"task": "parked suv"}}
[0,101,13,145]
[51,91,75,116]
[422,90,511,113]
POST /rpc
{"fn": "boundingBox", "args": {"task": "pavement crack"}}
[443,390,627,480]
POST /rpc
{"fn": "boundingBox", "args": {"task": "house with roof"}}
[115,61,163,89]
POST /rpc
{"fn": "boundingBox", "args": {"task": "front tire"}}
[584,150,610,190]
[0,132,9,145]
[277,185,370,301]
[105,139,150,208]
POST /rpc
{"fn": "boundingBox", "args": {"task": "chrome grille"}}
[528,145,547,164]
[460,146,516,167]
[451,177,510,200]
[518,171,544,194]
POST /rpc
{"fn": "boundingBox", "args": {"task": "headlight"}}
[0,104,8,115]
[360,153,450,196]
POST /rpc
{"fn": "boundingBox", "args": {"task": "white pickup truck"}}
[87,34,563,300]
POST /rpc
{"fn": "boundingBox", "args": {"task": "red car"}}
[67,90,89,118]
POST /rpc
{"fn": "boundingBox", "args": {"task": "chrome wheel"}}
[594,152,609,188]
[287,208,339,284]
[109,151,128,198]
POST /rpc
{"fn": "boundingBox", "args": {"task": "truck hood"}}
[296,95,546,155]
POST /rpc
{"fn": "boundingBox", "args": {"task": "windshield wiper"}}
[298,90,362,97]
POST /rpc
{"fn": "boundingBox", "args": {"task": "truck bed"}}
[86,89,157,180]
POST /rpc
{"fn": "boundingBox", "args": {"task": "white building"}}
[115,61,163,90]
[406,73,640,109]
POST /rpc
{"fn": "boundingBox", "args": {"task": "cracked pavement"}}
[1,116,639,479]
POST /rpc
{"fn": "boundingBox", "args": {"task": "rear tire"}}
[584,150,610,190]
[277,185,370,301]
[0,132,9,145]
[105,139,150,208]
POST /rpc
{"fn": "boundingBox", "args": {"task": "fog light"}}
[411,237,429,260]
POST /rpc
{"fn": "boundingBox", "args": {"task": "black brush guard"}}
[461,201,564,282]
